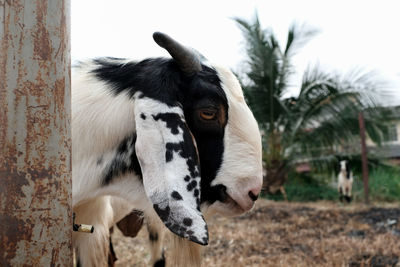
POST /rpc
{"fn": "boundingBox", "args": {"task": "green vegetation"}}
[264,166,400,202]
[234,12,389,193]
[263,172,338,202]
[353,166,400,202]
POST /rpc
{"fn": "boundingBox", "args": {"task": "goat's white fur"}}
[337,160,353,198]
[207,66,263,216]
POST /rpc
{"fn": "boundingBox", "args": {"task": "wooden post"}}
[358,111,369,204]
[0,0,71,265]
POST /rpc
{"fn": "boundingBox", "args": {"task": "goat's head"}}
[96,32,262,245]
[340,160,351,179]
[340,160,347,171]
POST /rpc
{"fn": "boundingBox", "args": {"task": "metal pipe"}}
[0,0,72,265]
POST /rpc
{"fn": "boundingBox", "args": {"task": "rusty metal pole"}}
[358,111,369,205]
[0,0,71,266]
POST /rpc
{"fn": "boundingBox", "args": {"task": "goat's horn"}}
[153,32,202,75]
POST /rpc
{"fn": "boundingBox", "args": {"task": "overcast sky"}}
[72,0,400,104]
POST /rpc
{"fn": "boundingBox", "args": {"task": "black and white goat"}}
[72,32,263,266]
[338,160,353,203]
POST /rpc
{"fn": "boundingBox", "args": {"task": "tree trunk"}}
[263,160,287,194]
[263,131,287,194]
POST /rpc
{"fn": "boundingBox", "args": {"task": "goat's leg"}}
[146,215,166,267]
[345,195,352,203]
[280,186,288,201]
[108,227,117,267]
[338,187,344,202]
[73,196,114,267]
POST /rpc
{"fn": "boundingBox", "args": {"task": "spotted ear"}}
[134,95,208,245]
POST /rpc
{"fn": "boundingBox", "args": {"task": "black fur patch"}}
[153,111,202,204]
[183,218,193,226]
[345,161,351,179]
[194,189,199,197]
[108,234,117,265]
[164,142,183,162]
[186,230,194,236]
[165,150,173,162]
[153,204,170,222]
[153,113,199,178]
[140,113,146,120]
[186,180,197,191]
[91,57,182,106]
[170,223,181,233]
[152,113,182,135]
[206,184,229,204]
[171,191,183,200]
[181,67,228,206]
[154,258,166,267]
[102,134,142,185]
[189,235,201,244]
[149,231,158,242]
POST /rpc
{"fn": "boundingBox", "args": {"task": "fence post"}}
[358,111,369,205]
[0,0,72,265]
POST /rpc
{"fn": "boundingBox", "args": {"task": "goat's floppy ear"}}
[134,95,208,245]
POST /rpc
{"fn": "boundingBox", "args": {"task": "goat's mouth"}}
[222,193,247,213]
[205,184,254,216]
[214,185,252,215]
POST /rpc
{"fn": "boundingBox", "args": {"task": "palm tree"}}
[234,13,387,192]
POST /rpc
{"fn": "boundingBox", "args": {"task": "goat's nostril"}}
[248,190,259,201]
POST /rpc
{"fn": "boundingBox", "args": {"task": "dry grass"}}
[112,200,400,267]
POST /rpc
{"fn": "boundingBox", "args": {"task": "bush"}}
[263,165,400,202]
[352,165,400,202]
[263,172,338,202]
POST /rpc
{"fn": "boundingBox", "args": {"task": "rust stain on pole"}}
[0,0,72,266]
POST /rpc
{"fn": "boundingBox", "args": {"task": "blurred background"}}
[72,0,400,203]
[72,1,400,266]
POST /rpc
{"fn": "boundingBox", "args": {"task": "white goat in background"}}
[338,160,354,203]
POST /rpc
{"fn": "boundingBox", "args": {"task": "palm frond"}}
[234,11,391,183]
[284,22,320,57]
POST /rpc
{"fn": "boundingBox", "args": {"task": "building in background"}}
[368,105,400,165]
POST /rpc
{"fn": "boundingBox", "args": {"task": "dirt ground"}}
[112,199,400,267]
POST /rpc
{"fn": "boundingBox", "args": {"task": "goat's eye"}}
[199,110,217,121]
